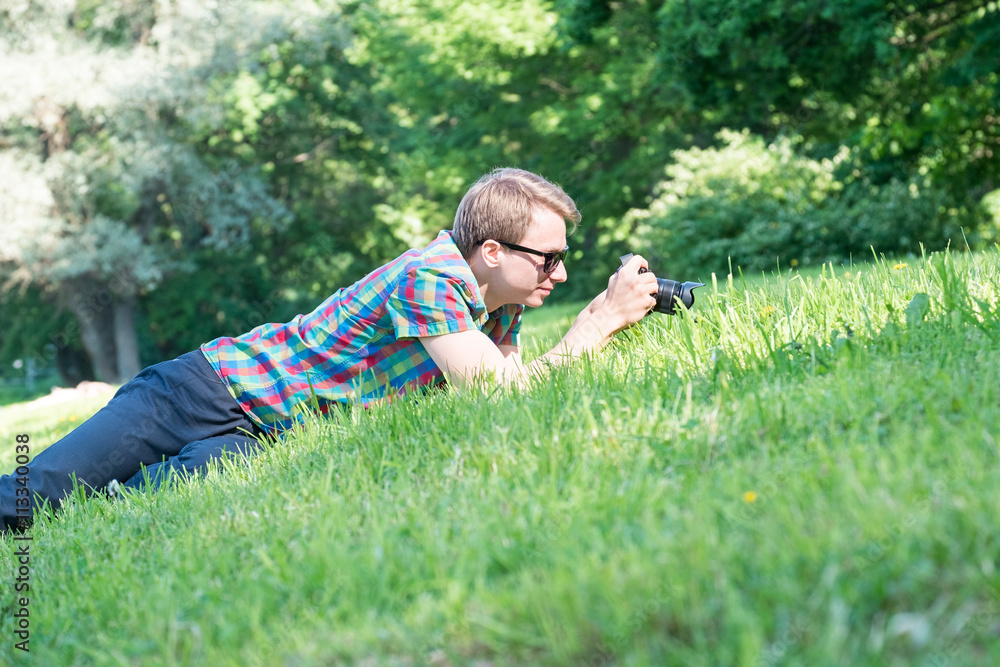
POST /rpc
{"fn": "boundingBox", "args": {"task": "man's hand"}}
[533,253,656,371]
[591,254,658,334]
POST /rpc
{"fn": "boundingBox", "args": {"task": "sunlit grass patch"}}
[2,247,999,666]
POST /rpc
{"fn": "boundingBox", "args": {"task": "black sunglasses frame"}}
[481,240,569,274]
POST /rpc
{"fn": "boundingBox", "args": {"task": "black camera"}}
[619,254,705,316]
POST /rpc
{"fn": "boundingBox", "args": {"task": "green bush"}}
[628,129,972,279]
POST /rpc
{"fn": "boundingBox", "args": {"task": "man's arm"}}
[419,255,658,388]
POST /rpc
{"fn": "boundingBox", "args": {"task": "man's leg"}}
[120,433,262,492]
[0,350,258,532]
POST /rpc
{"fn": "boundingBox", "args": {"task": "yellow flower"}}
[742,491,758,503]
[893,262,908,270]
[759,305,777,318]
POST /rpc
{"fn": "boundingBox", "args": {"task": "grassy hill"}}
[2,248,999,666]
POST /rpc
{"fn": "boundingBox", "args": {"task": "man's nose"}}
[550,260,568,283]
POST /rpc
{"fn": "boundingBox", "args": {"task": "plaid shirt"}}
[200,230,522,433]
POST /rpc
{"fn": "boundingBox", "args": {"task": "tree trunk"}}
[73,305,119,384]
[113,295,142,382]
[64,279,120,384]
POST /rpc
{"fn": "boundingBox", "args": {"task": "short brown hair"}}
[452,168,581,259]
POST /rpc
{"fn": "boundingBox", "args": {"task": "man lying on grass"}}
[0,167,657,533]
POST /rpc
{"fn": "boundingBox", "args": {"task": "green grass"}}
[0,393,117,473]
[0,377,62,409]
[2,248,999,666]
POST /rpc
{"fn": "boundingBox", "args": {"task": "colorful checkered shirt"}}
[200,230,522,433]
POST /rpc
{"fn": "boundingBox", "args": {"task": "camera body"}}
[619,254,704,316]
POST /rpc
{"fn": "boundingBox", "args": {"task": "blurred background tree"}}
[0,0,293,383]
[1,0,997,388]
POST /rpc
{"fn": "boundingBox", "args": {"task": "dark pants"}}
[0,350,263,532]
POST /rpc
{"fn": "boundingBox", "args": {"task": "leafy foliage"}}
[1,0,999,379]
[629,130,968,278]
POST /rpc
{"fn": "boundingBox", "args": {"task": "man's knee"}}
[176,436,260,469]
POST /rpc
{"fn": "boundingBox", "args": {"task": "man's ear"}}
[479,239,504,269]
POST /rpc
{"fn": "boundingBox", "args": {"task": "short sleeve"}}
[483,304,523,348]
[385,264,485,339]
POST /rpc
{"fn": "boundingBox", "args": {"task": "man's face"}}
[504,206,568,308]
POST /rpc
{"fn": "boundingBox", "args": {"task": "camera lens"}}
[653,278,682,315]
[622,255,704,316]
[653,278,705,315]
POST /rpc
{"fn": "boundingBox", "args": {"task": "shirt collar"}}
[431,229,494,326]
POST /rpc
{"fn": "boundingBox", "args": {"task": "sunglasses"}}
[486,240,569,274]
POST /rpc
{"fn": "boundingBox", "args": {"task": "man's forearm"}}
[527,307,617,374]
[489,256,657,385]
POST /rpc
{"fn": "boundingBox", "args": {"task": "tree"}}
[556,0,1000,209]
[345,0,693,296]
[0,1,293,382]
